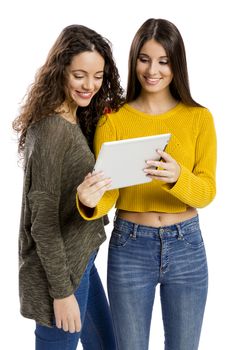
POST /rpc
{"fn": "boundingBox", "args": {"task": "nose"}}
[82,78,94,91]
[147,61,159,75]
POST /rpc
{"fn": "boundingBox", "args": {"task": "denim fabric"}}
[35,252,116,350]
[107,215,208,350]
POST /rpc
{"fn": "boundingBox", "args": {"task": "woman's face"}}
[136,39,173,96]
[66,50,105,107]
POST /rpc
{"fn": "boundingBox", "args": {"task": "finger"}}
[144,168,170,177]
[157,149,173,162]
[84,172,92,179]
[91,178,112,192]
[145,160,167,169]
[79,177,112,196]
[83,172,107,187]
[67,319,76,333]
[62,319,69,332]
[84,182,112,204]
[77,173,106,193]
[74,300,81,332]
[55,317,62,329]
[75,317,81,332]
[81,172,105,187]
[79,181,112,208]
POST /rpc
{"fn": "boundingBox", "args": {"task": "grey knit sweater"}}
[19,115,106,326]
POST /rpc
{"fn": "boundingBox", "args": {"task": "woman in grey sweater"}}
[13,24,124,350]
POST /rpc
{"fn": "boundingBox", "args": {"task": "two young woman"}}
[13,24,124,349]
[15,18,216,350]
[77,18,217,350]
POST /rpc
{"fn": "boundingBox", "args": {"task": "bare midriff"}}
[118,207,197,227]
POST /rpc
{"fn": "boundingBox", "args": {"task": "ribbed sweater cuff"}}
[162,165,215,208]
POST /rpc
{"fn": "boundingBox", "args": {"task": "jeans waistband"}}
[114,215,200,239]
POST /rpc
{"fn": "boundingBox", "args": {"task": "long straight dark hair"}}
[126,18,201,107]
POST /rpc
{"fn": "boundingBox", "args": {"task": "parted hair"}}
[126,18,201,107]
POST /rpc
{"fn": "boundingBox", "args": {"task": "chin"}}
[82,101,92,107]
[76,99,92,107]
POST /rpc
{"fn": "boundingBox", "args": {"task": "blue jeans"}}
[35,253,116,350]
[107,215,208,350]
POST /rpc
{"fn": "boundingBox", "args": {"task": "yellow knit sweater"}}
[77,102,217,220]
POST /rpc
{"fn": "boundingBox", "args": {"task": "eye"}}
[74,75,84,79]
[159,60,169,65]
[138,57,150,63]
[95,76,104,80]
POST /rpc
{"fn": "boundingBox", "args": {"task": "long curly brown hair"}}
[13,24,125,154]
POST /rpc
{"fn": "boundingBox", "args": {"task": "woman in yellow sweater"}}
[77,18,217,350]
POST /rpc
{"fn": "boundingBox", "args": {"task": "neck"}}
[131,91,178,115]
[56,101,78,124]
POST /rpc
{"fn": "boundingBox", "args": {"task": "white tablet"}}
[93,133,171,190]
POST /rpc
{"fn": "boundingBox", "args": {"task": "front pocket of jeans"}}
[109,229,131,248]
[182,229,204,249]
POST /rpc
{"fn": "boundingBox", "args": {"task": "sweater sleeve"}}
[77,115,119,220]
[27,118,74,299]
[162,109,217,208]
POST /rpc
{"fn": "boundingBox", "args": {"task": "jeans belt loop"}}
[131,223,138,240]
[176,224,184,240]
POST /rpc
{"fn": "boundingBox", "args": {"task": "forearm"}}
[28,191,74,298]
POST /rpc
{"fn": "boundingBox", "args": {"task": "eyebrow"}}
[71,69,104,74]
[138,53,168,59]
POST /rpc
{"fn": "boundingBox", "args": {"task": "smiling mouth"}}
[76,91,93,99]
[144,77,161,85]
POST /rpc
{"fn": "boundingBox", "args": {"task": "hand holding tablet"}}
[94,133,171,189]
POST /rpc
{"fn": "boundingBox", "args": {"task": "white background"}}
[0,0,232,348]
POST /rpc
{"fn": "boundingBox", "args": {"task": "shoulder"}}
[94,107,127,146]
[30,115,71,135]
[97,104,128,128]
[185,106,216,139]
[183,104,213,118]
[25,115,73,156]
[180,104,214,127]
[28,115,72,144]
